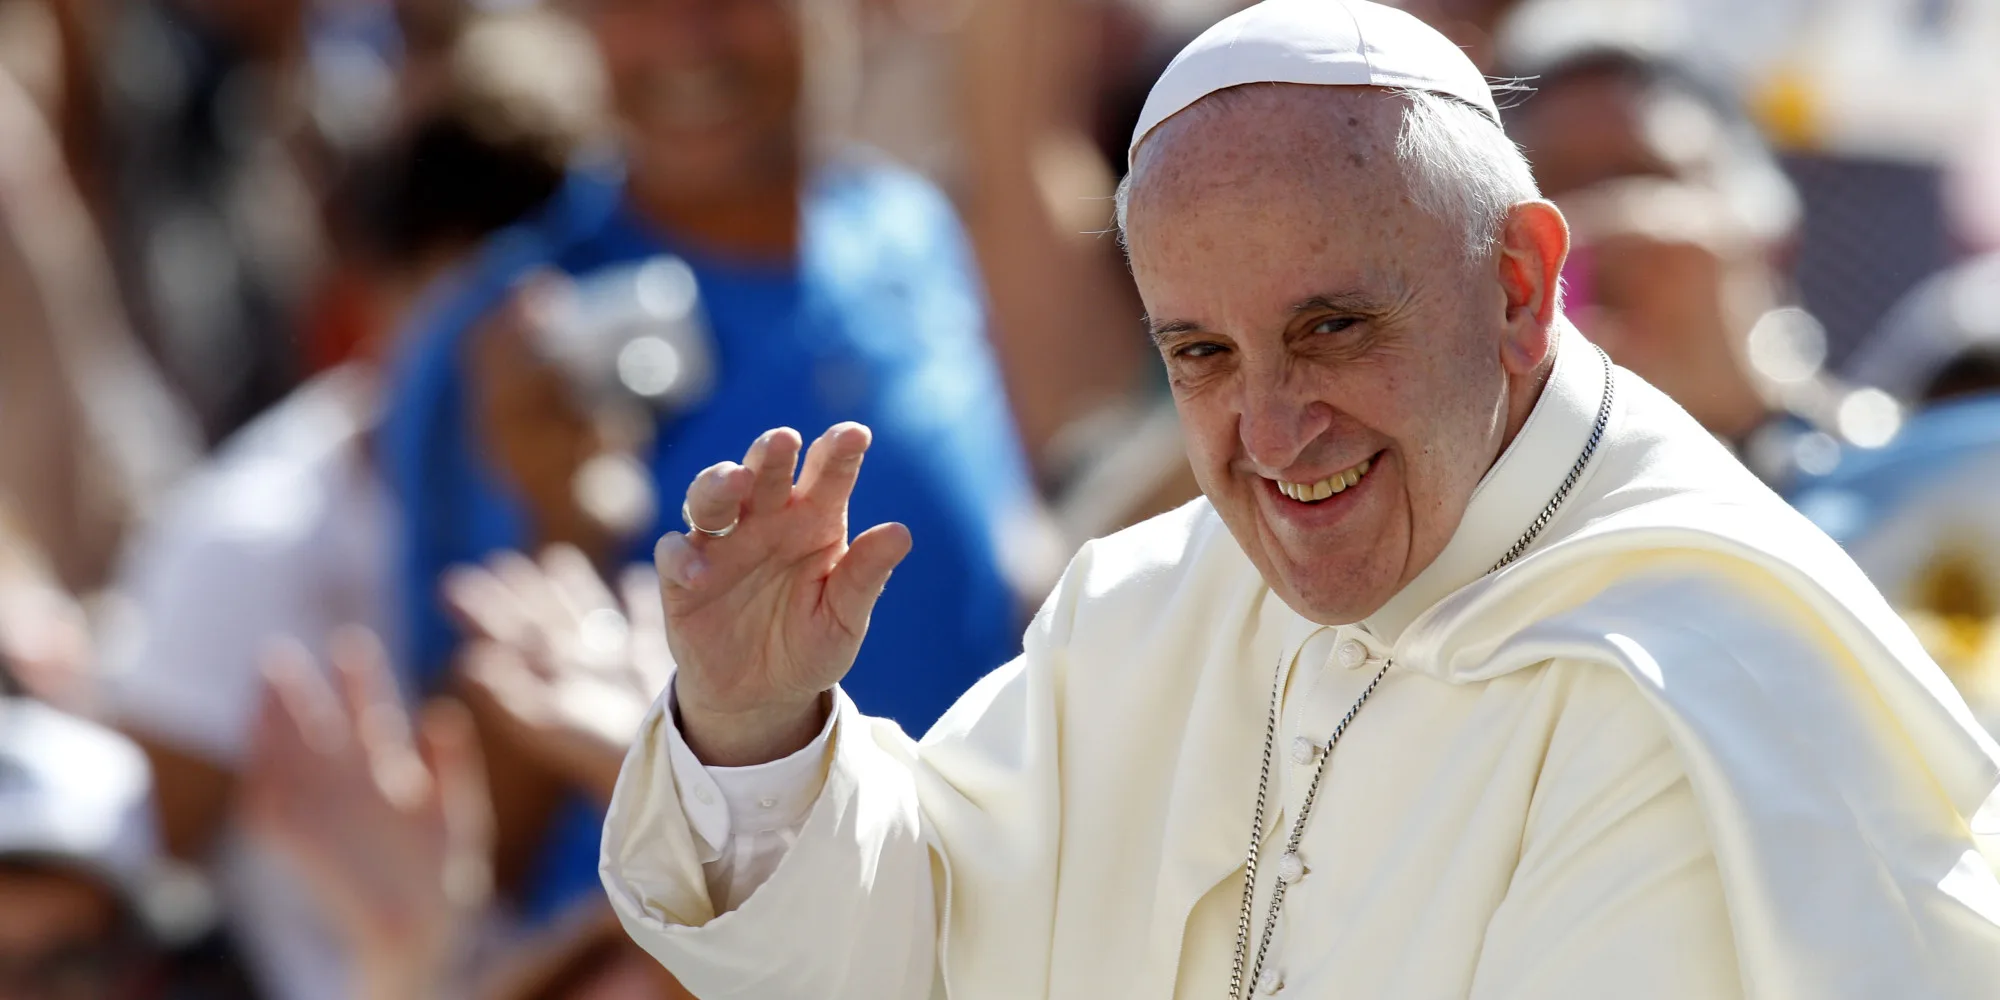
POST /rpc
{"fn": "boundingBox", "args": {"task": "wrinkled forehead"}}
[1125,85,1417,235]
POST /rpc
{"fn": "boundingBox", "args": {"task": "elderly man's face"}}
[1126,87,1556,624]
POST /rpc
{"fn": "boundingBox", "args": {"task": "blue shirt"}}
[381,158,1035,916]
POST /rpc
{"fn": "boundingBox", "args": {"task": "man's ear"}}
[1495,200,1570,376]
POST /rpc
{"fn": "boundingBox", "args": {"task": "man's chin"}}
[1266,570,1395,628]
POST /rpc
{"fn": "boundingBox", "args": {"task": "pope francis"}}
[598,1,2000,997]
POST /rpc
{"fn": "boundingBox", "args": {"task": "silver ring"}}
[682,498,739,539]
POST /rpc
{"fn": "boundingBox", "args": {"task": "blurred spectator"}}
[0,697,164,1000]
[240,622,690,1000]
[91,0,327,443]
[1392,0,1529,71]
[1791,396,2000,737]
[828,0,1210,542]
[1499,39,1898,488]
[0,505,93,714]
[1732,0,1998,365]
[444,550,690,1000]
[1846,254,2000,408]
[479,909,686,1000]
[0,53,198,596]
[444,547,670,808]
[951,0,1202,544]
[949,0,1149,471]
[442,546,689,998]
[241,616,688,992]
[99,10,595,999]
[239,632,493,1000]
[1802,253,2000,737]
[0,696,252,1000]
[381,0,1044,923]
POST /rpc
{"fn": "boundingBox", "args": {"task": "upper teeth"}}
[1277,458,1371,502]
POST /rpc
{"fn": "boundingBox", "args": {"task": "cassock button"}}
[1289,736,1320,765]
[1256,967,1284,995]
[1275,851,1306,884]
[1336,638,1368,669]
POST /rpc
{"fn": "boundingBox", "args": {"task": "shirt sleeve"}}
[1467,661,1744,1000]
[661,688,837,913]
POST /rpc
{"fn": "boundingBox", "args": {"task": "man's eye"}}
[1310,316,1359,336]
[1174,342,1227,360]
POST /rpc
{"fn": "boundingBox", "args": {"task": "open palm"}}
[240,630,492,993]
[657,423,911,765]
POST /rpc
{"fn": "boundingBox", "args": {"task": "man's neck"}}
[627,162,804,262]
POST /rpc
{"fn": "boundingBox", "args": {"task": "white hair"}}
[1115,87,1542,259]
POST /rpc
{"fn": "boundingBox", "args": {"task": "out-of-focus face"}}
[1392,0,1525,71]
[1506,69,1670,200]
[1515,70,1782,440]
[0,866,144,1000]
[573,0,803,199]
[1124,86,1559,625]
[1560,180,1775,439]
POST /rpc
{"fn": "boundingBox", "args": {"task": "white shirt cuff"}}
[663,687,837,864]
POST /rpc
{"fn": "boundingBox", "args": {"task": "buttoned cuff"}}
[663,688,838,863]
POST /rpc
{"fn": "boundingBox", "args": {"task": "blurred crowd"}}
[1,0,1998,998]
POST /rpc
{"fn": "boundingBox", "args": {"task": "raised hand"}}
[239,630,493,1000]
[446,545,672,802]
[656,423,912,765]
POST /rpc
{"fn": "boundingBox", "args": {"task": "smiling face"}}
[1124,85,1563,625]
[574,0,803,202]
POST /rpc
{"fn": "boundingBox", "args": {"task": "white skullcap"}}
[1129,0,1498,165]
[0,698,157,891]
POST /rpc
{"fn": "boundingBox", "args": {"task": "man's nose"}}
[1238,370,1335,472]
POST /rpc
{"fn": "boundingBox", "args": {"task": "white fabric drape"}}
[602,327,2000,998]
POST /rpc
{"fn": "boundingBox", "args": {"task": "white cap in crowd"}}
[0,697,160,914]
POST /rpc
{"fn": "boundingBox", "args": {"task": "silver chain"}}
[1227,348,1615,999]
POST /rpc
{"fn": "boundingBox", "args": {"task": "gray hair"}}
[1115,87,1543,259]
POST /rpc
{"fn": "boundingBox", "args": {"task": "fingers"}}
[243,640,342,839]
[329,628,430,805]
[655,532,707,591]
[330,628,406,737]
[491,551,574,641]
[256,639,342,756]
[416,700,490,824]
[683,461,755,543]
[743,428,803,516]
[461,641,539,715]
[822,522,913,638]
[797,423,873,514]
[414,699,497,885]
[542,544,615,615]
[442,564,528,646]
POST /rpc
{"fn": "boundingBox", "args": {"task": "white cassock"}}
[599,323,2000,998]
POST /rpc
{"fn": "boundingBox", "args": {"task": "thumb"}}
[823,523,913,639]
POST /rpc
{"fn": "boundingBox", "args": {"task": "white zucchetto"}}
[1130,0,1499,164]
